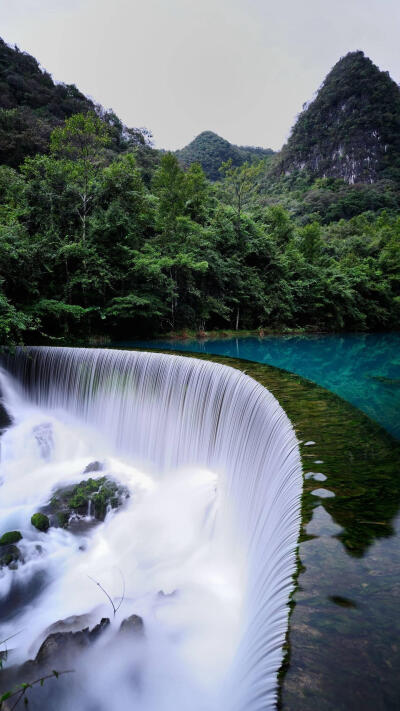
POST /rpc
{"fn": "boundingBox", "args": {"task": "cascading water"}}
[0,347,302,710]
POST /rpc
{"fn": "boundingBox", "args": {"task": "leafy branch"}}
[0,633,23,671]
[0,670,73,710]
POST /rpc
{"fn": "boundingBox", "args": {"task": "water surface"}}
[123,333,400,438]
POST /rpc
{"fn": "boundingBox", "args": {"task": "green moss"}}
[67,477,122,519]
[0,530,22,545]
[31,512,50,532]
[47,476,128,524]
[56,511,70,528]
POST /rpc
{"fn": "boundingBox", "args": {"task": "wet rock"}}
[0,531,22,546]
[35,618,110,665]
[31,513,50,532]
[0,395,12,430]
[119,614,144,637]
[84,461,103,474]
[42,613,95,637]
[0,544,22,569]
[157,589,178,599]
[90,617,110,642]
[41,476,129,532]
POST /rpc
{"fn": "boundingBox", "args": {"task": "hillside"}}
[175,130,274,180]
[0,38,97,167]
[0,38,153,168]
[277,51,400,184]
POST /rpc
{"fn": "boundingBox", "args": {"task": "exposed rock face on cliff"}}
[278,51,400,184]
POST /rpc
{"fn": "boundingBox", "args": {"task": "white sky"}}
[1,0,400,150]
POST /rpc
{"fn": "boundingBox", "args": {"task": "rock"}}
[0,544,22,569]
[35,618,110,665]
[41,613,95,637]
[84,461,103,473]
[90,617,110,642]
[31,513,50,532]
[157,589,177,599]
[119,614,144,637]
[0,396,12,430]
[41,476,129,533]
[0,531,22,546]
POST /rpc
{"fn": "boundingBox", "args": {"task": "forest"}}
[0,41,399,345]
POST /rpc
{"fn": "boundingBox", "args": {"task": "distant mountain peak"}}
[278,50,400,184]
[175,131,274,180]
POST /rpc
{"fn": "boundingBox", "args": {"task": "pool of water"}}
[122,333,400,439]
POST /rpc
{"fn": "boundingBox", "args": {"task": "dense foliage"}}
[0,42,399,345]
[278,51,400,183]
[175,130,274,181]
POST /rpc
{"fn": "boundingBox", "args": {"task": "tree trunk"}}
[235,307,240,331]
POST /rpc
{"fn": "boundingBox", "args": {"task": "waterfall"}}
[0,347,302,711]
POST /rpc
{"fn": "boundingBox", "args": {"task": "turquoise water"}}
[122,333,400,439]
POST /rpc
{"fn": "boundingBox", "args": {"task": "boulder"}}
[0,531,22,546]
[31,513,50,532]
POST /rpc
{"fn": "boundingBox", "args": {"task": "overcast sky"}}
[1,0,400,150]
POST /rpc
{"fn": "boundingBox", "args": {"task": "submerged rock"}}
[41,475,129,532]
[0,544,22,569]
[157,589,178,599]
[0,532,23,569]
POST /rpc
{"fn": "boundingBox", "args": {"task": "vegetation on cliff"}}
[277,51,400,183]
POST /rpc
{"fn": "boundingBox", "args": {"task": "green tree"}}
[152,153,186,238]
[219,159,263,238]
[299,221,323,264]
[50,112,110,241]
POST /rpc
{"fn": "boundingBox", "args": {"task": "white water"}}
[0,347,302,710]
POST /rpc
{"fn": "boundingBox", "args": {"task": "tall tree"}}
[50,112,110,242]
[219,159,263,238]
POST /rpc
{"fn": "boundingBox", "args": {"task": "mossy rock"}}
[67,477,126,519]
[31,513,50,532]
[0,530,22,546]
[42,476,129,531]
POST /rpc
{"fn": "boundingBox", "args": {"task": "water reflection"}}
[124,333,400,439]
